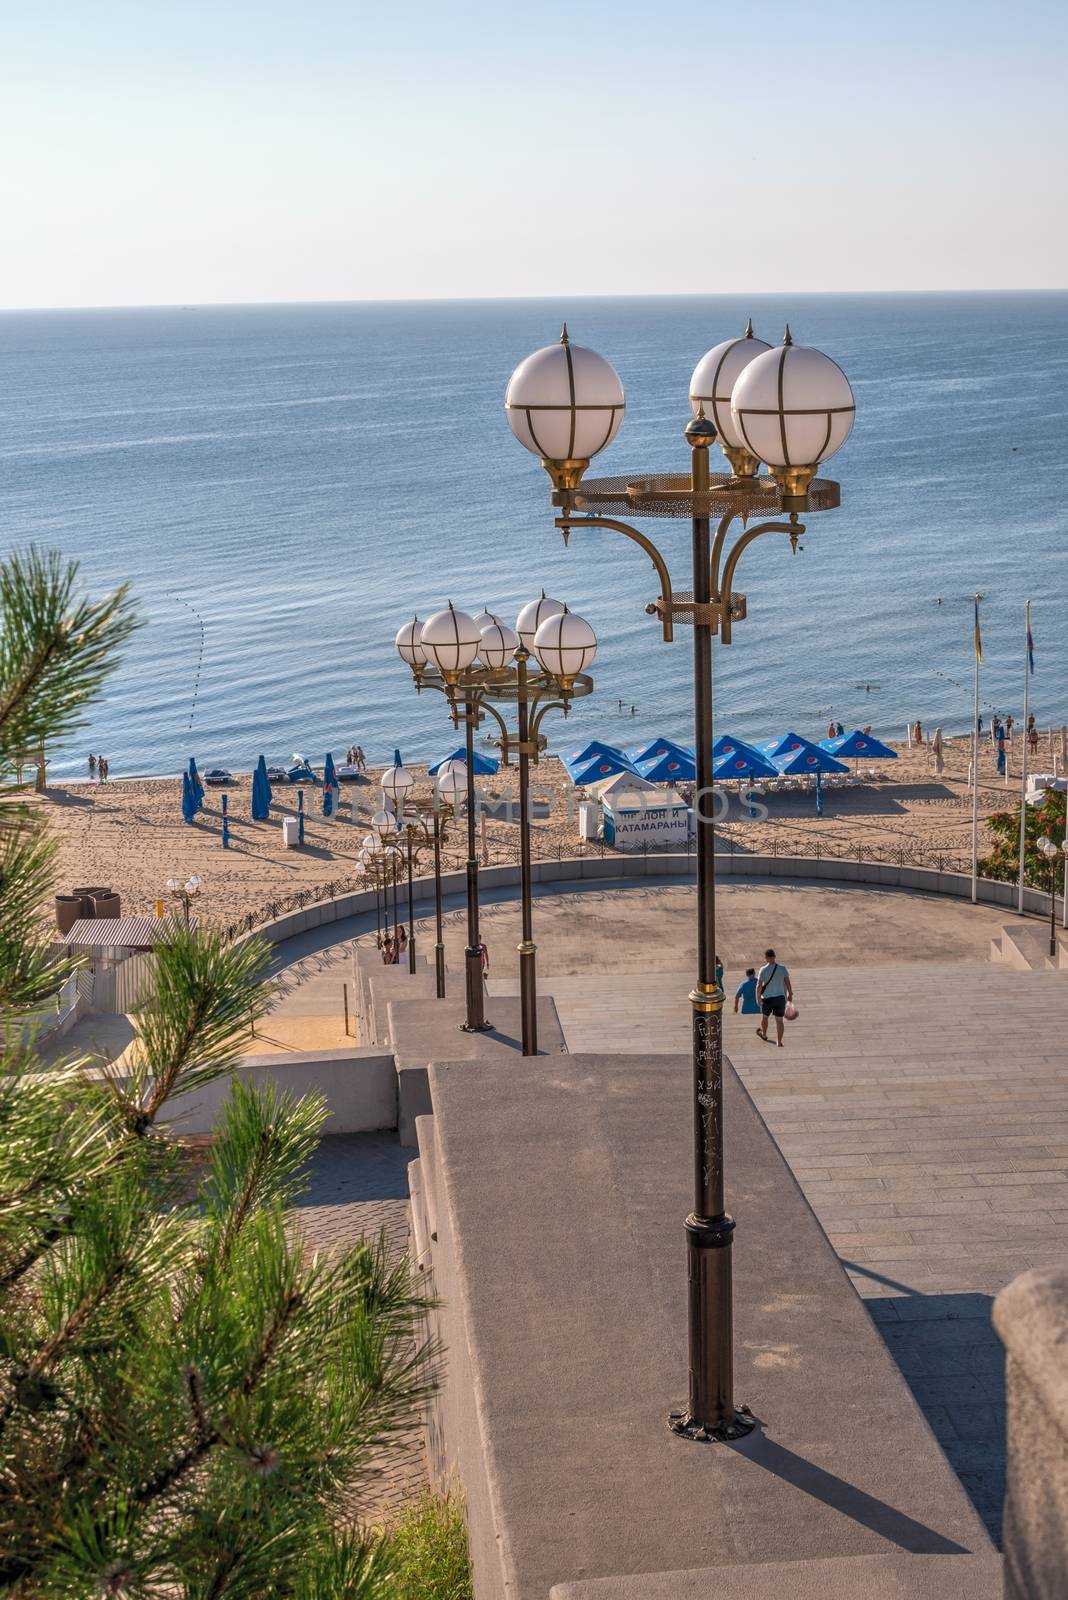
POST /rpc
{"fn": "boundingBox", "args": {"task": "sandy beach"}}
[25,729,1058,935]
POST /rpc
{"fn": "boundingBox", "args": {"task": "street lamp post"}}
[396,600,596,1054]
[373,794,453,983]
[505,322,853,1441]
[1038,836,1062,958]
[165,874,202,930]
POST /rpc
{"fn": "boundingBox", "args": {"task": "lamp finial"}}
[560,323,570,346]
[783,324,793,346]
[744,317,754,338]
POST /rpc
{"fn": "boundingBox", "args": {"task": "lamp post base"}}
[667,1405,755,1443]
[461,945,492,1032]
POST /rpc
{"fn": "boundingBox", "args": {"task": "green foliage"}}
[0,552,440,1596]
[380,1491,472,1600]
[980,790,1066,893]
[0,547,138,784]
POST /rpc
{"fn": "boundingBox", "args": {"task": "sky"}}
[2,0,1066,309]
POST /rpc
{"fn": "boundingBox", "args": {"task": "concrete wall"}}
[246,853,1051,955]
[995,1267,1068,1600]
[159,1047,397,1135]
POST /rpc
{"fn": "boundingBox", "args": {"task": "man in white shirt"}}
[756,947,793,1047]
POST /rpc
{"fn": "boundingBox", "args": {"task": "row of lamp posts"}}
[378,317,855,1443]
[393,598,597,1055]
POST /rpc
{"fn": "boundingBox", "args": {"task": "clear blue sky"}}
[3,0,1066,308]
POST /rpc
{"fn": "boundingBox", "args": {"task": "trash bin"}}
[282,817,300,848]
[72,885,111,917]
[55,894,83,935]
[91,891,121,920]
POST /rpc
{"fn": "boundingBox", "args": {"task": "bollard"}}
[343,982,350,1038]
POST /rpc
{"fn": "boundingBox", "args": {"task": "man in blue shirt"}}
[734,967,759,1014]
[757,947,793,1047]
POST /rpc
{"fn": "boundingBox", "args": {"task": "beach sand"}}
[27,731,1050,934]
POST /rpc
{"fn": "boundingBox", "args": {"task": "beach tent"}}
[181,770,197,824]
[566,751,639,787]
[819,729,898,762]
[712,747,778,782]
[251,755,272,821]
[565,739,631,769]
[188,758,204,814]
[637,749,697,784]
[627,736,694,766]
[596,770,663,802]
[322,752,338,817]
[428,747,499,777]
[602,778,690,850]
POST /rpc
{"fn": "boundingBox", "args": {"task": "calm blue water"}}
[1,293,1066,779]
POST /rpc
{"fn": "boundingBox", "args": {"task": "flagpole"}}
[1017,600,1031,914]
[971,593,981,905]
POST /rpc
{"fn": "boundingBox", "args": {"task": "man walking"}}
[756,947,793,1047]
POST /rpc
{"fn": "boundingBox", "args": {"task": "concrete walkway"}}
[540,960,1068,1539]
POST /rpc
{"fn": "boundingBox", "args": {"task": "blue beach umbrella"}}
[819,729,898,762]
[627,736,694,766]
[221,791,230,848]
[297,788,305,846]
[181,770,196,824]
[566,739,630,769]
[322,752,338,817]
[188,757,204,813]
[251,755,271,821]
[712,747,779,782]
[566,751,640,786]
[637,749,697,784]
[712,733,764,761]
[759,731,825,761]
[428,746,499,777]
[773,743,848,811]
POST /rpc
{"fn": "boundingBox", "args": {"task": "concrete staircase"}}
[991,920,1068,972]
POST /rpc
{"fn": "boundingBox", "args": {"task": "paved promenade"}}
[539,959,1068,1538]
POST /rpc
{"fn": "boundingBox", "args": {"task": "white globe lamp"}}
[379,766,413,811]
[532,608,597,686]
[419,604,481,680]
[435,764,467,809]
[478,620,519,671]
[372,808,398,840]
[516,592,565,653]
[505,326,625,490]
[689,319,771,478]
[395,616,426,674]
[730,327,855,509]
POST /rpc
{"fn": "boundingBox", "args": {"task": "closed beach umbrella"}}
[181,770,196,824]
[322,752,338,818]
[221,792,230,848]
[188,757,204,813]
[297,788,305,846]
[932,727,945,776]
[251,755,271,821]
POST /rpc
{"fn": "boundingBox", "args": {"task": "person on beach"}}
[836,721,845,737]
[992,715,1001,745]
[1029,723,1039,756]
[479,940,489,985]
[756,948,793,1047]
[1005,714,1013,741]
[356,746,366,773]
[912,720,923,745]
[827,720,836,739]
[734,968,759,1014]
[99,757,109,783]
[87,754,96,778]
[397,927,408,962]
[382,936,394,966]
[715,953,724,989]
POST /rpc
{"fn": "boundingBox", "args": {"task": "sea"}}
[1,292,1066,780]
